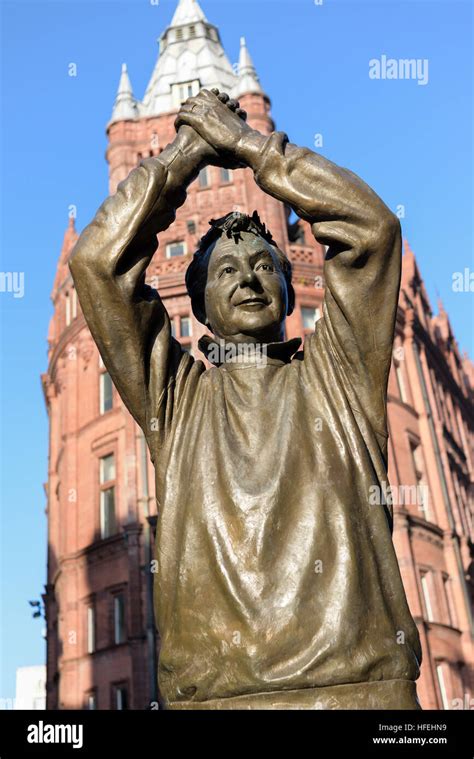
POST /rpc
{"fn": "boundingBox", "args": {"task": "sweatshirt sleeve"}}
[69,146,197,449]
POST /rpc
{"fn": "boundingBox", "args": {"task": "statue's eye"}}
[257,263,274,272]
[221,266,235,276]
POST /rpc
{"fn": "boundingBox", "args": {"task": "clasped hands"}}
[174,88,256,171]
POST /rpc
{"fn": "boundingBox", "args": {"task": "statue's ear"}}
[287,284,296,317]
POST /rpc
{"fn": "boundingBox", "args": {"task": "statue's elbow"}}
[69,242,93,283]
[369,208,401,254]
[386,210,402,240]
[69,228,111,283]
[68,243,83,280]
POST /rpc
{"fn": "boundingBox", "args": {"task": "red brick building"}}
[42,0,473,710]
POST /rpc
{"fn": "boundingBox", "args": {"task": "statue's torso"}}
[152,332,421,709]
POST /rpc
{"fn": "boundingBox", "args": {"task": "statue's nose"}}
[239,268,257,286]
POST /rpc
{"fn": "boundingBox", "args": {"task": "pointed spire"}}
[437,297,446,316]
[141,0,236,117]
[435,297,450,337]
[401,238,420,299]
[110,64,138,124]
[61,215,79,263]
[51,216,79,300]
[64,215,78,236]
[61,215,78,254]
[235,37,263,97]
[171,0,207,26]
[401,238,416,282]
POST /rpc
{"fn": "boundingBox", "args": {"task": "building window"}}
[409,441,430,520]
[301,307,321,332]
[86,691,97,710]
[198,167,210,188]
[395,362,408,403]
[436,663,450,710]
[436,381,448,426]
[172,80,200,106]
[449,397,463,446]
[220,168,232,183]
[420,571,435,623]
[443,575,458,628]
[170,319,177,339]
[100,454,117,539]
[100,453,115,486]
[430,370,443,422]
[100,487,116,539]
[180,317,192,338]
[187,220,197,235]
[166,241,187,258]
[114,593,126,645]
[189,25,196,37]
[100,372,113,414]
[150,131,159,153]
[176,28,183,41]
[65,292,71,327]
[87,605,96,654]
[114,684,128,710]
[452,472,469,535]
[72,287,77,319]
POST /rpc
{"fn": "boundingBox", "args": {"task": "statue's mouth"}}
[236,297,269,307]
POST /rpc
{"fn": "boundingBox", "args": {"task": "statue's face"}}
[204,231,289,344]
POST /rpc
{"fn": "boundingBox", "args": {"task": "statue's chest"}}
[213,364,295,451]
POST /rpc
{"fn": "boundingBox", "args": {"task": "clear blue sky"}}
[0,0,472,702]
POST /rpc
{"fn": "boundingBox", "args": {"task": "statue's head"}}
[185,212,295,344]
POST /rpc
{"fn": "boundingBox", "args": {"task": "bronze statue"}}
[70,88,422,709]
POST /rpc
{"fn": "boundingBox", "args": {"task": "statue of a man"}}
[70,88,422,710]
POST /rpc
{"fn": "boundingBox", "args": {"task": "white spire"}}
[140,0,237,117]
[110,64,138,124]
[235,37,263,97]
[171,0,207,26]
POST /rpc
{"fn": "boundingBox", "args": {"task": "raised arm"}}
[241,130,401,441]
[69,127,215,436]
[177,89,401,442]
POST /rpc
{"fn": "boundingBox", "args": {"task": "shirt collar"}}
[197,335,303,368]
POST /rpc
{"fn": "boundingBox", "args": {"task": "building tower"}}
[43,0,473,709]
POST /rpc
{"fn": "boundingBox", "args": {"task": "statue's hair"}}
[185,211,295,326]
